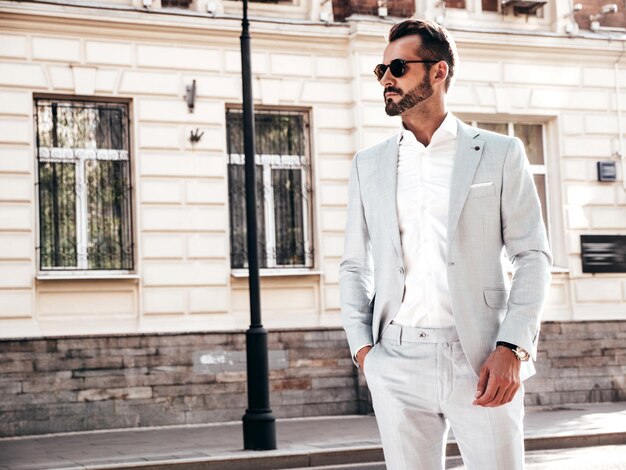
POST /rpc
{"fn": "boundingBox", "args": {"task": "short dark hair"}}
[388,20,457,91]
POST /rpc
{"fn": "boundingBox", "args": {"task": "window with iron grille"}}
[35,98,134,271]
[226,108,313,270]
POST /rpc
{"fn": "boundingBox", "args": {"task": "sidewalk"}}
[1,403,625,470]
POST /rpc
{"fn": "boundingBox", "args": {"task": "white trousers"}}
[364,323,525,470]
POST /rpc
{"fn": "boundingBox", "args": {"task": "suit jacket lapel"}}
[447,120,485,252]
[378,135,403,260]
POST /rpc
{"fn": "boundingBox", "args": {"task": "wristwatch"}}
[496,341,530,361]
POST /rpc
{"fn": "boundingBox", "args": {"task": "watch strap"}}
[496,341,529,361]
[496,341,518,351]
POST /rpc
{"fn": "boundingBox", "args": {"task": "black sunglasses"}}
[373,58,440,81]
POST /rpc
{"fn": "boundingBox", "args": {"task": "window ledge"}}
[231,269,322,278]
[504,266,570,275]
[550,266,570,274]
[37,273,140,281]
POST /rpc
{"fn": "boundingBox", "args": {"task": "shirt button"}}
[447,262,455,266]
[399,267,405,274]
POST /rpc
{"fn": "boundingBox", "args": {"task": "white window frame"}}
[34,98,135,277]
[228,153,313,271]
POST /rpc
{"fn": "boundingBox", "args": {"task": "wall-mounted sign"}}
[597,161,617,182]
[581,235,626,273]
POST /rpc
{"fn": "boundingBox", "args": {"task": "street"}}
[294,445,626,469]
[449,445,626,469]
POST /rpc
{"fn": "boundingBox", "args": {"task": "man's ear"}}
[433,61,449,83]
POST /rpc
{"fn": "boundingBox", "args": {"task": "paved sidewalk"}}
[1,403,625,470]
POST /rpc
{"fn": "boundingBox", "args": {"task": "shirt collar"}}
[397,112,458,145]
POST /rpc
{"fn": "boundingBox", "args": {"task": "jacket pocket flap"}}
[483,288,509,309]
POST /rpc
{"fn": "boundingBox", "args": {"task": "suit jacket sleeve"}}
[496,137,553,360]
[339,153,375,360]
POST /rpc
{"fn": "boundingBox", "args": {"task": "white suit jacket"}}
[339,118,552,380]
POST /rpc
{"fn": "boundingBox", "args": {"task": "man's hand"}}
[473,345,521,407]
[356,345,373,369]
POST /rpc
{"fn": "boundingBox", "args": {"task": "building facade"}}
[0,0,625,336]
[1,0,626,437]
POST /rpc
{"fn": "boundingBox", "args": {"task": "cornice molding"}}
[0,1,348,45]
[1,1,624,59]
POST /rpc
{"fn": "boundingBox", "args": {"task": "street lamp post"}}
[240,0,277,451]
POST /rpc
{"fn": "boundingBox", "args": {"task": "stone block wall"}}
[525,321,626,405]
[1,321,625,437]
[0,328,362,437]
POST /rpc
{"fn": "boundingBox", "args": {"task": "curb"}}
[85,432,626,470]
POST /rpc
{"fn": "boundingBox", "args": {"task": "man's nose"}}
[380,67,394,87]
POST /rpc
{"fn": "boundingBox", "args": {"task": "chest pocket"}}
[468,182,495,199]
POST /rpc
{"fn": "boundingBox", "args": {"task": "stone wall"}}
[0,328,362,437]
[1,321,625,437]
[525,321,626,405]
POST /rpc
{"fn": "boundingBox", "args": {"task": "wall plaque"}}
[581,235,626,273]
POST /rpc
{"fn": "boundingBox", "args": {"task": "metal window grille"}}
[35,99,134,271]
[226,108,314,270]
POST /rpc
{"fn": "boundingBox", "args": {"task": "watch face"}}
[515,348,530,361]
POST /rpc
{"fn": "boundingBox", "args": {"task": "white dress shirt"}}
[354,113,459,365]
[392,112,458,328]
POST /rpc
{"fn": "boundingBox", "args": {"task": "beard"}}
[384,73,434,116]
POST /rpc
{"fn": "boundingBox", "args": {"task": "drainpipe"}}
[615,41,625,191]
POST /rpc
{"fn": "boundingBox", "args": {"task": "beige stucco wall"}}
[0,0,625,339]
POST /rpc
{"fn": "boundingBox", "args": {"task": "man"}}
[339,19,552,470]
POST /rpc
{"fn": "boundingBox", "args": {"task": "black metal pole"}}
[240,0,277,451]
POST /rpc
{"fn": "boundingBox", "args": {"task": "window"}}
[446,0,467,8]
[226,108,313,270]
[470,120,549,234]
[446,0,546,17]
[160,0,192,8]
[35,98,134,271]
[482,0,498,12]
[501,0,546,16]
